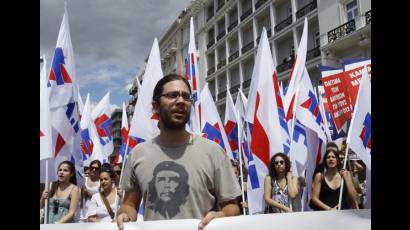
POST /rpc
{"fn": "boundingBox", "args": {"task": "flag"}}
[224,86,239,160]
[128,38,163,149]
[47,3,78,109]
[235,89,249,167]
[45,3,83,183]
[114,102,130,164]
[244,28,287,214]
[200,84,233,159]
[40,55,53,160]
[91,92,114,161]
[283,17,308,125]
[77,86,84,118]
[346,67,371,169]
[186,17,201,134]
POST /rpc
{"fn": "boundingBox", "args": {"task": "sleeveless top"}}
[79,177,100,222]
[317,178,350,210]
[269,178,301,213]
[47,185,74,223]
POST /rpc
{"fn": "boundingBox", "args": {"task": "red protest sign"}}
[321,68,352,132]
[343,59,371,106]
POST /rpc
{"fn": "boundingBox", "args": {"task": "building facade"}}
[131,0,371,120]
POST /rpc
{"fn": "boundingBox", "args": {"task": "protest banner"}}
[342,58,371,107]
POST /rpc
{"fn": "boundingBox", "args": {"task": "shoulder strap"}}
[100,192,115,219]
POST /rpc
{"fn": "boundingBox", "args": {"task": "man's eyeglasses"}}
[160,91,193,102]
[53,200,60,214]
[90,166,100,171]
[274,160,285,165]
[115,170,121,175]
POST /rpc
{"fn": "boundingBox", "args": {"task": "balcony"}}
[229,51,239,62]
[218,91,227,99]
[365,10,371,25]
[256,28,271,44]
[242,79,252,89]
[216,1,225,12]
[228,20,238,32]
[216,31,226,41]
[275,16,292,33]
[267,28,271,37]
[296,1,317,19]
[255,0,267,10]
[277,57,294,73]
[306,47,321,61]
[207,39,215,49]
[208,67,215,75]
[240,8,252,21]
[327,19,356,43]
[241,41,254,54]
[230,84,240,94]
[217,59,226,69]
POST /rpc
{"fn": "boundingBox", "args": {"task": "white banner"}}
[40,209,370,230]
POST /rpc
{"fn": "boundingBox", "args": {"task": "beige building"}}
[128,0,371,119]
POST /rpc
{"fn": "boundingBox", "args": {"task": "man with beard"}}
[117,74,241,230]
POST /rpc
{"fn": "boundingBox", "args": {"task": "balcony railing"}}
[218,91,227,99]
[207,39,215,49]
[274,16,292,33]
[255,0,267,10]
[240,8,252,21]
[365,10,371,25]
[208,67,215,75]
[327,19,356,43]
[277,57,294,73]
[228,20,238,32]
[216,31,226,41]
[242,79,252,89]
[296,1,317,19]
[228,51,239,62]
[216,1,225,12]
[207,12,214,22]
[217,59,226,69]
[230,84,240,94]
[241,42,254,54]
[306,47,321,61]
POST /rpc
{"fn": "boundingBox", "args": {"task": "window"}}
[346,0,359,21]
[314,31,320,48]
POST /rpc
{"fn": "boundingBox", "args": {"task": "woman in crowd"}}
[264,152,301,213]
[40,161,81,223]
[310,149,358,210]
[79,160,102,222]
[87,167,121,222]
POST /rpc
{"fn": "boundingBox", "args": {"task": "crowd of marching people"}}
[40,140,368,224]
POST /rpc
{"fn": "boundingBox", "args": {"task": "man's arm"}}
[116,190,141,230]
[199,200,240,229]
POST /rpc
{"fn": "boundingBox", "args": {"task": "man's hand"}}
[116,213,131,230]
[198,211,221,230]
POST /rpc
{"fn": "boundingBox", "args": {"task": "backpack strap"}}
[100,192,115,220]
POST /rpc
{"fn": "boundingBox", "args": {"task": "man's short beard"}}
[159,107,190,130]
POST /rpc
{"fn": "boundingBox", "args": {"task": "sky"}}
[40,0,192,110]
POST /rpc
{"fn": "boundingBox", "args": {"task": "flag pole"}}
[237,110,246,215]
[337,140,350,210]
[44,159,49,224]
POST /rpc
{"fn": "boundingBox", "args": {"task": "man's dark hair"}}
[147,161,190,218]
[152,74,192,102]
[326,142,339,152]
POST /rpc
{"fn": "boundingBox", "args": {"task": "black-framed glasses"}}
[160,90,193,102]
[274,160,285,165]
[90,166,100,171]
[53,200,60,214]
[114,170,121,175]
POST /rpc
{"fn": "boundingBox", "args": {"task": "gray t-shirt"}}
[121,134,242,220]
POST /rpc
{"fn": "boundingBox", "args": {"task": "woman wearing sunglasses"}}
[263,152,301,213]
[77,160,102,222]
[310,149,358,210]
[87,167,121,222]
[40,161,81,223]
